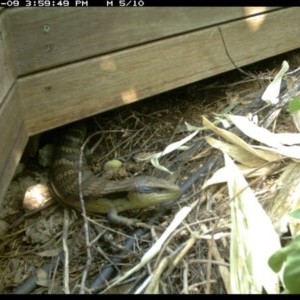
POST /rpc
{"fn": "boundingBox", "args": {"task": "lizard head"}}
[124,176,182,211]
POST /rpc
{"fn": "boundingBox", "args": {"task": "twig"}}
[62,208,70,294]
[164,235,197,278]
[182,260,189,294]
[205,232,213,294]
[78,132,100,294]
[143,256,171,294]
[49,253,61,293]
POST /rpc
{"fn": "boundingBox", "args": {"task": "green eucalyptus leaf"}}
[283,252,300,293]
[268,250,287,273]
[288,208,300,220]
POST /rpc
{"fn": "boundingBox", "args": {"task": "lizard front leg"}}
[107,206,140,228]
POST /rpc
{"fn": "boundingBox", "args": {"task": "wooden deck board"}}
[5,7,280,76]
[18,7,300,136]
[220,8,300,65]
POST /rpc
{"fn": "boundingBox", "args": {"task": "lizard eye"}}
[135,184,159,194]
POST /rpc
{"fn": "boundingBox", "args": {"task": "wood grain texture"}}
[0,12,15,104]
[0,86,28,203]
[5,7,280,76]
[219,8,300,66]
[18,8,300,136]
[0,8,24,206]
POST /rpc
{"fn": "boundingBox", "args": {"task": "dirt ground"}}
[1,48,300,294]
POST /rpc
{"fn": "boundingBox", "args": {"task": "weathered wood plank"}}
[0,8,24,205]
[0,86,28,203]
[5,7,280,76]
[220,8,300,67]
[18,8,300,136]
[0,12,15,104]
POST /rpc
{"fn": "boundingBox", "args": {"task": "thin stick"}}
[78,132,100,293]
[62,208,70,294]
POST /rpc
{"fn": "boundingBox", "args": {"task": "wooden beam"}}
[5,7,280,76]
[0,86,28,203]
[0,12,15,103]
[18,8,300,136]
[0,11,27,204]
